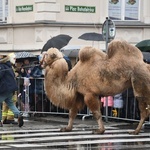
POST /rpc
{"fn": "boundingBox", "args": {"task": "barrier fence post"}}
[23,77,30,117]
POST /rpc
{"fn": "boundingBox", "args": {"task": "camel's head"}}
[40,48,63,68]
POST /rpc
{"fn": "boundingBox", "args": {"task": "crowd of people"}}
[0,51,73,126]
[15,56,49,117]
[0,52,48,125]
[16,53,73,116]
[0,51,142,127]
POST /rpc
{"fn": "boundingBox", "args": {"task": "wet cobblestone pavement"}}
[0,115,149,150]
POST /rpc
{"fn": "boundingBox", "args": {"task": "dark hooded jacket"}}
[0,56,18,94]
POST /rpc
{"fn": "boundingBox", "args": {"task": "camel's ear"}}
[50,53,57,59]
[44,53,48,60]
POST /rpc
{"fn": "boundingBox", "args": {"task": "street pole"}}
[105,17,109,53]
[105,17,109,122]
[102,17,116,123]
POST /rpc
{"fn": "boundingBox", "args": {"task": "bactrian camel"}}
[41,40,150,135]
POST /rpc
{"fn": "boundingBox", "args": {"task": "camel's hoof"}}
[128,130,139,135]
[92,129,105,134]
[60,127,72,132]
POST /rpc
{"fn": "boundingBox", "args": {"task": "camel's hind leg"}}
[60,107,78,132]
[129,99,149,135]
[84,93,105,134]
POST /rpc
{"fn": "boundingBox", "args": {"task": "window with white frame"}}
[0,0,8,22]
[108,0,140,21]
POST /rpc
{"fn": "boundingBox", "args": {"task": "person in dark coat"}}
[63,56,72,71]
[0,53,24,127]
[30,63,45,112]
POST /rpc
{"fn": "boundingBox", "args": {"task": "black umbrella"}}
[78,32,104,41]
[136,39,150,52]
[15,51,37,62]
[41,34,72,53]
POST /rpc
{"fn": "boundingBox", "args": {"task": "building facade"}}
[0,0,150,55]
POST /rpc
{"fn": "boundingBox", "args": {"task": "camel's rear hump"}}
[107,40,143,61]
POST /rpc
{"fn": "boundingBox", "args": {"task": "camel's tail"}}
[131,66,150,98]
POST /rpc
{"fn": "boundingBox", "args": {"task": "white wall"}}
[0,0,150,55]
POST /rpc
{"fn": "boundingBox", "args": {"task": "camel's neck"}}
[45,78,76,109]
[44,59,76,109]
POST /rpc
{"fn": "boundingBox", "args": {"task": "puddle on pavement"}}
[49,142,150,150]
[0,124,150,150]
[1,134,14,140]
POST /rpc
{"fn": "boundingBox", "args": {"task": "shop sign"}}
[16,5,33,12]
[102,18,116,42]
[65,5,95,13]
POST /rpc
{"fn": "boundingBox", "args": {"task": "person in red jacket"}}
[101,96,114,116]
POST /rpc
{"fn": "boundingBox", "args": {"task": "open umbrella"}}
[136,39,150,52]
[15,51,37,62]
[41,34,72,53]
[78,32,104,41]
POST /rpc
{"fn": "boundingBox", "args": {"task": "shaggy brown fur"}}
[41,40,150,135]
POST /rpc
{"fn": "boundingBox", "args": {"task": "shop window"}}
[108,0,140,21]
[0,0,8,22]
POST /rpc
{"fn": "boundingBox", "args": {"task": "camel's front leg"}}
[60,107,78,132]
[92,110,105,134]
[84,93,105,134]
[129,100,149,135]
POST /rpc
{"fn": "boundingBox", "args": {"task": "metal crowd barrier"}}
[16,77,150,125]
[16,77,87,117]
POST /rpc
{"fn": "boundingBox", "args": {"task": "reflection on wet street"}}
[0,119,150,149]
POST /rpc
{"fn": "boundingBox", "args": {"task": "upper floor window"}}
[0,0,8,23]
[109,0,140,21]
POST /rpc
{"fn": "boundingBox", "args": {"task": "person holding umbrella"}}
[0,53,24,127]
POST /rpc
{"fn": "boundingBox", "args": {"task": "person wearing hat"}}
[0,53,24,127]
